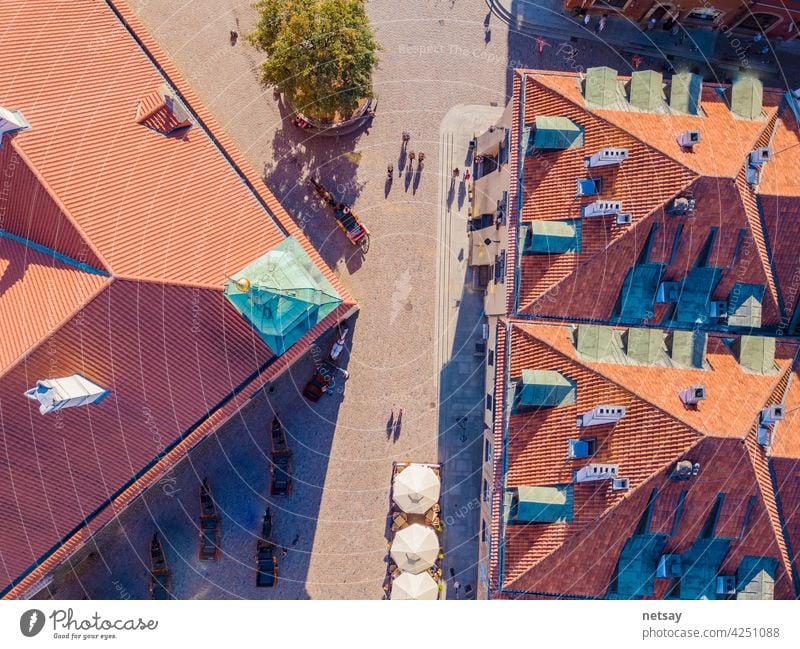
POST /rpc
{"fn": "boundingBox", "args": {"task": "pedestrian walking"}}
[463,169,471,182]
[418,151,425,169]
[596,14,607,34]
[646,16,657,31]
[583,13,591,28]
[453,167,460,178]
[408,150,416,165]
[534,36,549,54]
[387,164,394,179]
[402,131,410,144]
[631,54,642,69]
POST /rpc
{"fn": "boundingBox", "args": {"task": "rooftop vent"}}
[629,70,664,111]
[657,281,680,304]
[567,438,597,459]
[677,130,701,149]
[749,147,772,166]
[731,77,764,120]
[709,300,728,320]
[577,405,626,427]
[136,84,193,135]
[612,477,630,491]
[717,575,737,596]
[24,374,109,415]
[680,385,706,405]
[584,66,619,107]
[670,72,703,115]
[670,460,700,481]
[668,196,696,215]
[616,213,633,226]
[585,148,629,168]
[657,554,683,578]
[583,200,622,217]
[575,463,619,483]
[0,106,30,140]
[761,404,785,425]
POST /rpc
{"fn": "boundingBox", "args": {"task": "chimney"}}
[583,200,622,217]
[680,385,706,405]
[577,405,626,427]
[24,374,109,415]
[585,148,629,168]
[611,477,630,491]
[575,463,619,483]
[749,147,773,166]
[670,72,703,115]
[677,130,701,149]
[761,404,785,425]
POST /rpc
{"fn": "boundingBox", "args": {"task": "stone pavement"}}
[435,105,505,599]
[488,0,800,86]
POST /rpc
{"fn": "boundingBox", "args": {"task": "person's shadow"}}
[457,181,466,208]
[447,178,455,206]
[404,166,413,192]
[386,411,395,440]
[385,175,393,198]
[412,166,422,195]
[393,410,403,442]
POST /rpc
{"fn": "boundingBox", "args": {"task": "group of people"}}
[388,131,425,179]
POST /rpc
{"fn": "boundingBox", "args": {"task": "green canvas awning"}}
[668,330,707,368]
[731,76,763,120]
[224,237,343,355]
[576,324,616,361]
[513,370,576,410]
[727,283,764,328]
[509,485,574,524]
[670,72,702,115]
[525,219,581,254]
[624,327,664,364]
[734,335,776,374]
[629,70,663,111]
[532,116,584,150]
[585,67,619,108]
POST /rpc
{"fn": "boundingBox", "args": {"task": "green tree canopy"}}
[249,0,379,121]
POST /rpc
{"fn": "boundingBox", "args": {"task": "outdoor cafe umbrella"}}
[390,523,439,575]
[391,571,439,600]
[393,464,441,514]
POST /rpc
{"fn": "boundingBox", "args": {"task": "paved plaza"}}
[40,0,715,600]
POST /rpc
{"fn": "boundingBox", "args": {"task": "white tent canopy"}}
[391,571,439,600]
[390,523,439,575]
[393,464,440,514]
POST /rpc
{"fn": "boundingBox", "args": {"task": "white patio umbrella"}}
[390,523,439,574]
[393,464,440,514]
[391,571,439,600]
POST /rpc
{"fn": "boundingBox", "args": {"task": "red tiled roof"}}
[0,0,355,597]
[490,320,800,598]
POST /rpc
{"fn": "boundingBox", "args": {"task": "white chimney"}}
[611,477,630,491]
[680,385,706,405]
[761,404,785,425]
[583,200,622,217]
[575,463,619,483]
[0,106,29,137]
[577,405,626,427]
[585,147,629,168]
[615,213,633,225]
[24,374,109,415]
[677,130,701,149]
[749,147,772,166]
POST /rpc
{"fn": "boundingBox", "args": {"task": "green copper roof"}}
[576,324,616,361]
[609,534,667,599]
[513,370,576,410]
[675,267,723,324]
[668,330,707,368]
[617,264,664,323]
[624,327,664,364]
[585,67,619,108]
[674,538,731,600]
[727,283,764,328]
[525,219,582,254]
[224,237,343,355]
[509,485,574,524]
[532,116,584,150]
[670,72,702,115]
[736,557,777,600]
[629,70,664,111]
[731,76,763,120]
[734,335,776,374]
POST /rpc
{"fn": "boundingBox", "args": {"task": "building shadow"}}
[40,323,356,600]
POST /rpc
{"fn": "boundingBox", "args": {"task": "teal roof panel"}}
[513,370,576,410]
[533,116,584,150]
[525,219,582,254]
[509,485,574,524]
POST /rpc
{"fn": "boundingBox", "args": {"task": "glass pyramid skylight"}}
[224,237,342,355]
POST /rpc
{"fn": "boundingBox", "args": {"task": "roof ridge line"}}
[0,230,109,277]
[7,141,113,274]
[0,277,113,378]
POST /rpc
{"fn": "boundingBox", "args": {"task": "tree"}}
[249,0,379,122]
